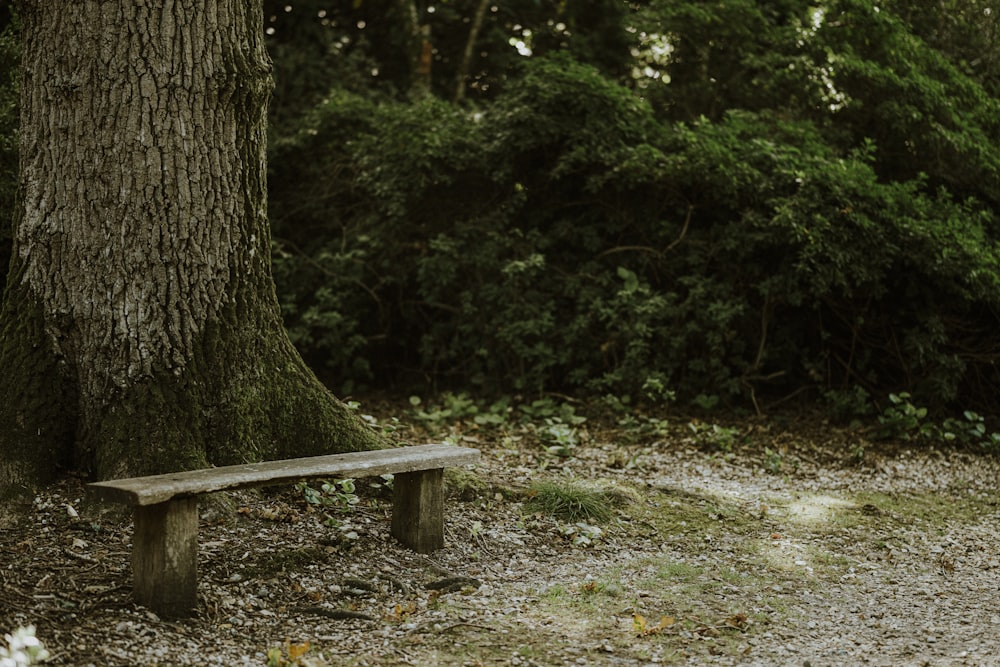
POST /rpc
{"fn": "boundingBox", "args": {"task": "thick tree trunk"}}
[1,1,383,497]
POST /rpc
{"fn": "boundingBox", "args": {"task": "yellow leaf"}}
[288,642,310,660]
[632,613,647,634]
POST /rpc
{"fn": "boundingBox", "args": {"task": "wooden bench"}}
[88,443,480,618]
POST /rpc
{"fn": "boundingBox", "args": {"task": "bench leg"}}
[391,468,444,553]
[132,498,199,618]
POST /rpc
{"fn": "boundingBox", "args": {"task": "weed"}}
[297,478,359,510]
[557,522,604,547]
[763,447,784,475]
[296,478,359,527]
[688,421,742,452]
[938,410,1000,449]
[875,392,931,440]
[874,394,1000,449]
[409,392,482,427]
[822,386,874,419]
[692,394,720,411]
[524,480,616,522]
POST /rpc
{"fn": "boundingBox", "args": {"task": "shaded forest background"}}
[1,0,999,418]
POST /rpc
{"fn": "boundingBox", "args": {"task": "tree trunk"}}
[1,0,384,498]
[454,0,491,104]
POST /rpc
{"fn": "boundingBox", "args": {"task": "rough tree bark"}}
[0,1,384,498]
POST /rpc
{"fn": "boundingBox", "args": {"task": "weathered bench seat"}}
[88,443,480,618]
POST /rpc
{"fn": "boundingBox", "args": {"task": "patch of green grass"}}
[655,561,704,583]
[524,479,618,522]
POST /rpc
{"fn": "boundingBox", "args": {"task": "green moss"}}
[91,311,387,479]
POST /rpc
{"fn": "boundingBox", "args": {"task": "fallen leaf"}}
[634,613,675,637]
[288,641,310,660]
[724,613,749,631]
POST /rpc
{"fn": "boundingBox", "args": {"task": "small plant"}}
[524,480,615,522]
[1,626,49,667]
[409,392,484,428]
[872,394,1000,448]
[688,421,741,452]
[516,398,588,457]
[296,479,359,526]
[936,410,1000,449]
[620,414,672,441]
[763,447,784,475]
[536,418,582,457]
[692,394,720,411]
[822,386,874,419]
[558,521,604,547]
[641,376,676,404]
[875,392,932,440]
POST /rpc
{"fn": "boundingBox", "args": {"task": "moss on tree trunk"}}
[0,0,384,497]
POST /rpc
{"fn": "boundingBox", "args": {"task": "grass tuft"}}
[524,480,617,522]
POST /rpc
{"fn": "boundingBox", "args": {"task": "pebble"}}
[12,430,1000,666]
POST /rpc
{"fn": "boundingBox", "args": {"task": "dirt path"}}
[1,411,998,666]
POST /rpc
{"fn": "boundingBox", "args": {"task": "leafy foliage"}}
[3,1,1000,416]
[269,13,1000,413]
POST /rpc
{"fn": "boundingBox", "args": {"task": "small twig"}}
[597,204,694,259]
[408,620,496,635]
[342,577,378,593]
[296,607,376,621]
[762,385,811,412]
[439,621,496,633]
[377,573,411,596]
[663,203,694,253]
[425,576,482,592]
[417,555,453,577]
[597,245,661,259]
[63,549,98,564]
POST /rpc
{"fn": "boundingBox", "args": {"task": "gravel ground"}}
[1,410,998,666]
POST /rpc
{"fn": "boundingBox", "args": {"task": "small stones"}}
[6,418,1000,666]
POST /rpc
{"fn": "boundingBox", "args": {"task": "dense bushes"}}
[269,31,1000,410]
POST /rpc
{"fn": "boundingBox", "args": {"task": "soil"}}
[2,401,999,667]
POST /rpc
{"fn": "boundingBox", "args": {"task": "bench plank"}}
[89,443,480,506]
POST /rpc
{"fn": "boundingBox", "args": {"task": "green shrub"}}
[264,4,1000,414]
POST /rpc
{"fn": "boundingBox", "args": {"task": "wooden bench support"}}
[88,443,479,618]
[133,498,199,617]
[391,469,444,553]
